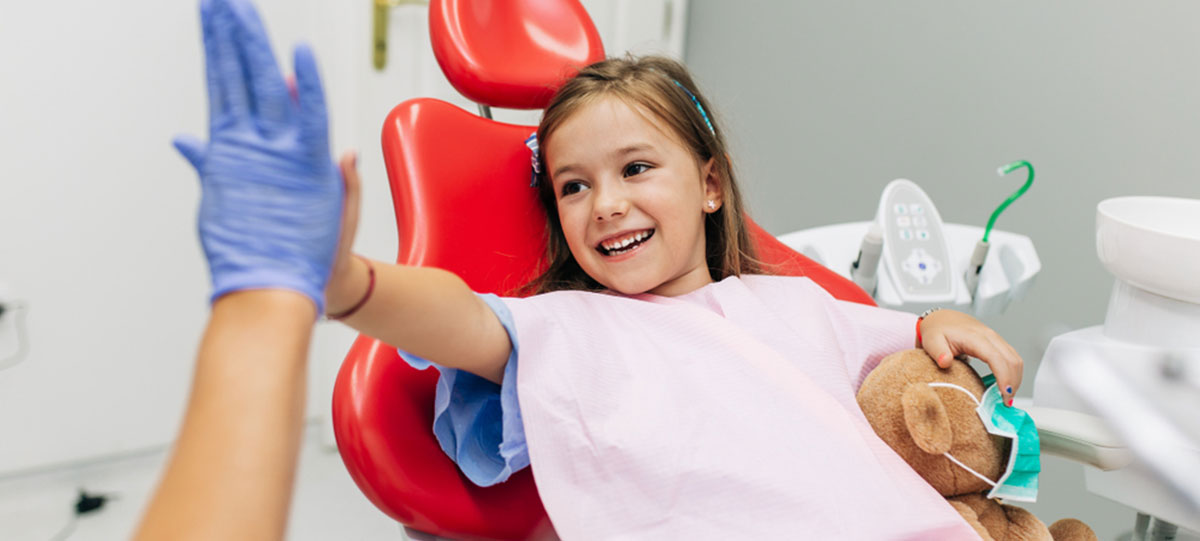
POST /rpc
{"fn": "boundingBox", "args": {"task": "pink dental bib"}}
[502,275,977,540]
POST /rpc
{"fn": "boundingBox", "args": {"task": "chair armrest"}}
[1025,405,1133,471]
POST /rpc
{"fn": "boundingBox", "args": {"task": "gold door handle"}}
[373,0,429,71]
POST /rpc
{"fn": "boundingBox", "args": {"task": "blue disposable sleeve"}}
[396,293,528,487]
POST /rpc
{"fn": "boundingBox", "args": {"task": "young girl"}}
[323,57,1023,538]
[149,1,1021,538]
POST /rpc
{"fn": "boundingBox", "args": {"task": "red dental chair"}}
[330,1,875,539]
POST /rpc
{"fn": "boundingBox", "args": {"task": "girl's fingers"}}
[920,330,955,369]
[337,150,361,256]
[967,333,1019,407]
[986,332,1024,403]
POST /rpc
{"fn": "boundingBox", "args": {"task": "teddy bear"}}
[856,348,1097,541]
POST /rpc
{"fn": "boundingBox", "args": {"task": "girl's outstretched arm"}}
[324,160,511,384]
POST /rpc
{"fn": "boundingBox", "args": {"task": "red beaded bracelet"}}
[328,256,375,321]
[915,308,939,347]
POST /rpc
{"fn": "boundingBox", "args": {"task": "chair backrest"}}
[332,1,874,539]
[429,0,604,110]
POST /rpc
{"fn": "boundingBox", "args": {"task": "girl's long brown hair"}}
[525,55,759,294]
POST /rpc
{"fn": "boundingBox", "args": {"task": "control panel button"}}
[910,204,924,215]
[902,248,943,284]
[916,229,930,240]
[912,216,927,227]
[897,216,911,227]
[894,204,908,215]
[899,229,913,241]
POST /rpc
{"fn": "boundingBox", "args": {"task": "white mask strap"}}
[942,452,998,488]
[926,382,996,487]
[927,382,981,406]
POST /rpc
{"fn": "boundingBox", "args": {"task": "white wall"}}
[0,0,358,476]
[683,1,1200,538]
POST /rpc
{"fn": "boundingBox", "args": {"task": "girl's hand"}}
[324,152,366,314]
[918,309,1023,406]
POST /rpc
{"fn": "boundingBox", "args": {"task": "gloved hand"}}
[174,0,343,314]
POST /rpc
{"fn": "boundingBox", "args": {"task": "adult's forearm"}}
[134,289,315,541]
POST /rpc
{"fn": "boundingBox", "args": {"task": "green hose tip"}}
[983,160,1034,243]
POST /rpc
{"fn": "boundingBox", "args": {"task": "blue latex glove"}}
[174,0,342,314]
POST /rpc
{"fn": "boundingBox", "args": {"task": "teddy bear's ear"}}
[901,383,953,455]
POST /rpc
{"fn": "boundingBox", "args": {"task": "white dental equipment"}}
[778,166,1040,317]
[1033,196,1200,534]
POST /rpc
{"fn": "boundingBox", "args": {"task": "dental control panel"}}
[777,178,1041,318]
[879,180,952,303]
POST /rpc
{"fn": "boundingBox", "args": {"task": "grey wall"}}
[685,1,1200,538]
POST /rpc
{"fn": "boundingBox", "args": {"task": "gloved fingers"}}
[201,0,252,128]
[225,0,292,133]
[293,43,329,149]
[172,134,208,173]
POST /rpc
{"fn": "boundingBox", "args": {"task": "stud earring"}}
[706,200,717,210]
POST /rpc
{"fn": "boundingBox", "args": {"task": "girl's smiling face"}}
[545,96,722,297]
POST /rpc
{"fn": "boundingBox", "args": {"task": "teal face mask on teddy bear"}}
[928,375,1041,502]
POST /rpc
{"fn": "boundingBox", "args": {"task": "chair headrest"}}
[429,0,606,110]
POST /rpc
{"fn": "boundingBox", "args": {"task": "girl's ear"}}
[701,157,722,212]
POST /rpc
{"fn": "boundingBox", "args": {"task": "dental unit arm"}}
[1032,195,1200,534]
[778,163,1040,318]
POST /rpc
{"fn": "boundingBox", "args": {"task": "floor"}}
[2,425,1196,541]
[0,422,404,541]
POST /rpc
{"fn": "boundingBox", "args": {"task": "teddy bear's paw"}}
[999,505,1054,541]
[1048,518,1097,541]
[948,500,996,541]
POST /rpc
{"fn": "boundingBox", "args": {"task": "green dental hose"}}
[984,161,1035,243]
[967,160,1035,296]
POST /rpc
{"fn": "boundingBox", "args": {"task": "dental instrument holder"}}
[779,179,1041,318]
[849,223,883,295]
[1033,196,1200,532]
[964,240,989,298]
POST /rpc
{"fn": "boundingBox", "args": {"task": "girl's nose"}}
[593,185,630,222]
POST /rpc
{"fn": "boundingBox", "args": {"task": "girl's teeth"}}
[600,230,653,254]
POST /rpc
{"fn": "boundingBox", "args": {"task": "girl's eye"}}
[561,181,588,196]
[623,162,651,177]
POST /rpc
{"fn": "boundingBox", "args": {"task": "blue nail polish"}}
[1006,386,1013,394]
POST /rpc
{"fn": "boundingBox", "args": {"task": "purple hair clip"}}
[525,132,541,187]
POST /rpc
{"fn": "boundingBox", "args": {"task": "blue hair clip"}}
[671,80,715,136]
[525,132,541,187]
